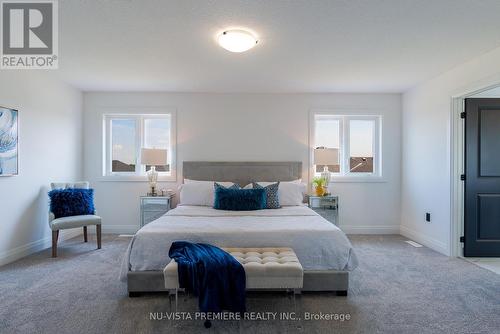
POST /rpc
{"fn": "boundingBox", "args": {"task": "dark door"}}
[464,98,500,256]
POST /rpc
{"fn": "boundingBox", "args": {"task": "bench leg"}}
[168,289,180,327]
[175,288,178,313]
[168,289,178,312]
[83,226,88,242]
[294,290,303,329]
[287,289,301,317]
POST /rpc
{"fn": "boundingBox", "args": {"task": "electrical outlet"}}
[425,213,431,222]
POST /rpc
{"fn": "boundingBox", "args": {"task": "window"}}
[103,113,175,180]
[313,113,381,179]
[314,117,341,173]
[111,119,136,172]
[143,117,170,172]
[348,119,375,173]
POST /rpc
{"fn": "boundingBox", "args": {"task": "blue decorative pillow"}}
[253,182,281,209]
[214,182,241,191]
[214,188,266,211]
[48,188,95,218]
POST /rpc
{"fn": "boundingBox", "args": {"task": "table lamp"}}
[313,147,339,185]
[141,148,167,196]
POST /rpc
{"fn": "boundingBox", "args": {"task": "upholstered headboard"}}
[183,161,302,186]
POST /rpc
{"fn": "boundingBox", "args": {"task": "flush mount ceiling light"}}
[217,29,258,53]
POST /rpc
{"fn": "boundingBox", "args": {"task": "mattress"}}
[120,205,358,280]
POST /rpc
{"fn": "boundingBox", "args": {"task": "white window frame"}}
[310,110,383,182]
[102,108,176,182]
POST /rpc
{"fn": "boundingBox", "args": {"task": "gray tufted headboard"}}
[182,161,302,186]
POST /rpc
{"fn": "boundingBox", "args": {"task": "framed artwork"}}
[0,107,18,176]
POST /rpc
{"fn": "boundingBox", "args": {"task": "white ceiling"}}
[57,0,500,93]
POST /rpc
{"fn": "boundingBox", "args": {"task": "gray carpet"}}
[1,234,499,334]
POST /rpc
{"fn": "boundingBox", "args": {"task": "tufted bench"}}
[163,247,303,310]
[223,247,303,290]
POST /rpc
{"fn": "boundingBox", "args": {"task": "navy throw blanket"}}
[168,241,246,313]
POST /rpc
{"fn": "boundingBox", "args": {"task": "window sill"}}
[329,176,386,183]
[99,175,177,182]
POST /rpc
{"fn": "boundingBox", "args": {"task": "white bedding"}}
[120,205,358,280]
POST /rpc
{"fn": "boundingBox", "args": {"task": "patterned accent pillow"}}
[214,182,241,191]
[253,182,281,209]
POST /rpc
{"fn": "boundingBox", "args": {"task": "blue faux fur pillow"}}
[48,188,95,218]
[214,188,266,211]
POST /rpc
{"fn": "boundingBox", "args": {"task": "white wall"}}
[83,92,402,234]
[0,72,83,265]
[401,46,500,255]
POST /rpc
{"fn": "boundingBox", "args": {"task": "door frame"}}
[450,78,500,257]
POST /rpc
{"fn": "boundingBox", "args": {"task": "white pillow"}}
[245,180,306,206]
[179,180,236,206]
[279,182,307,206]
[243,179,302,188]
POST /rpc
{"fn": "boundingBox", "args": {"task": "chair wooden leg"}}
[83,226,88,242]
[52,230,59,258]
[96,225,101,249]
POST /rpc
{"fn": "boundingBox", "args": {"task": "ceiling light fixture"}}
[217,29,258,53]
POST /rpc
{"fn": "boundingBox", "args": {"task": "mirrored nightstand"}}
[308,195,339,225]
[140,196,172,227]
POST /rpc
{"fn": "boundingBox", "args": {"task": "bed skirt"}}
[127,270,349,295]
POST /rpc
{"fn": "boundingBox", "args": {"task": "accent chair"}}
[49,182,101,257]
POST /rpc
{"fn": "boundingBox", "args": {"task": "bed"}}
[122,161,358,295]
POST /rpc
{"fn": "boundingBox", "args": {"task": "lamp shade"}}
[314,148,339,165]
[141,148,167,166]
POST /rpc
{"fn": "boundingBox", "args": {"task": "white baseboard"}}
[341,225,400,234]
[400,225,449,256]
[0,229,83,267]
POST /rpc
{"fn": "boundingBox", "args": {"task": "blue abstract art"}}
[0,107,18,176]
